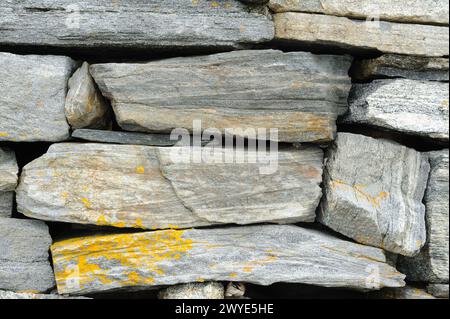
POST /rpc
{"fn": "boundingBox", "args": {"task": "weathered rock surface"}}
[0,147,18,218]
[343,80,449,141]
[0,290,90,299]
[0,1,274,50]
[319,133,430,257]
[65,62,110,129]
[0,53,76,142]
[274,13,449,57]
[398,151,449,283]
[0,218,55,293]
[225,282,247,299]
[373,286,436,299]
[17,143,324,229]
[90,50,352,143]
[269,0,449,25]
[351,55,449,82]
[427,284,449,298]
[0,192,14,218]
[158,282,225,299]
[51,225,405,295]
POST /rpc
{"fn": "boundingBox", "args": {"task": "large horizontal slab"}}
[274,13,449,57]
[17,143,324,229]
[0,53,76,142]
[343,80,449,141]
[0,1,273,49]
[0,218,55,293]
[269,0,449,25]
[51,225,405,295]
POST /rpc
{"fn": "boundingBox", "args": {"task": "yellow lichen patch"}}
[241,255,278,274]
[332,180,390,208]
[81,198,92,209]
[0,132,8,137]
[134,218,144,229]
[196,278,206,283]
[211,1,220,8]
[229,273,238,278]
[135,166,145,174]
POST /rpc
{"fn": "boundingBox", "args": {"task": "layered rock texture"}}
[158,282,225,300]
[0,147,18,218]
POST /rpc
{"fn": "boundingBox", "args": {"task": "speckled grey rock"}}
[373,286,436,299]
[0,0,274,50]
[351,55,449,82]
[65,62,110,129]
[0,290,90,299]
[0,192,14,218]
[51,225,405,295]
[225,282,247,299]
[0,147,18,218]
[0,218,55,293]
[319,133,430,257]
[427,284,449,298]
[0,53,76,142]
[90,50,352,143]
[398,150,449,283]
[343,80,449,141]
[158,282,225,299]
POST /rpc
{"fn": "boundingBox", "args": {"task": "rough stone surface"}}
[0,1,274,50]
[343,80,449,141]
[319,133,430,257]
[0,147,18,192]
[0,53,76,142]
[90,50,352,143]
[225,282,246,299]
[0,218,55,293]
[17,143,324,230]
[65,62,110,129]
[274,13,449,57]
[158,282,225,299]
[51,225,405,295]
[398,150,449,283]
[351,55,449,82]
[269,0,449,25]
[0,290,90,299]
[373,286,436,299]
[427,284,449,298]
[0,192,14,218]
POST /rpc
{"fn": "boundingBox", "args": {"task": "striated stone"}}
[0,218,55,293]
[0,53,76,142]
[427,284,449,299]
[0,1,274,50]
[51,225,405,295]
[90,50,352,143]
[0,147,18,191]
[273,13,449,57]
[0,290,90,299]
[343,80,449,141]
[17,143,324,229]
[319,133,430,257]
[373,286,436,299]
[398,150,449,283]
[269,0,449,25]
[65,62,111,129]
[158,282,225,300]
[351,55,449,82]
[0,192,14,218]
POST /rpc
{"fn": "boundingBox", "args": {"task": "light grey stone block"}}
[158,282,225,300]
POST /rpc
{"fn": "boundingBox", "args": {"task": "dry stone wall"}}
[0,0,448,299]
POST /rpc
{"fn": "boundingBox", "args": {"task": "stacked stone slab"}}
[0,147,18,218]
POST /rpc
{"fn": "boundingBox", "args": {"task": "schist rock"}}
[0,147,18,218]
[268,0,449,25]
[273,13,449,57]
[17,143,324,229]
[51,225,405,295]
[0,0,274,50]
[343,80,449,142]
[319,133,430,257]
[89,50,352,143]
[427,284,449,299]
[398,150,449,283]
[0,218,55,293]
[158,282,225,300]
[372,286,436,299]
[0,53,77,142]
[65,62,111,130]
[0,193,14,218]
[0,290,90,299]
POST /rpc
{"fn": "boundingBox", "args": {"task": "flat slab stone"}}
[158,282,225,300]
[351,55,449,82]
[0,218,55,293]
[343,80,449,141]
[90,50,352,143]
[399,150,449,283]
[274,13,449,57]
[17,143,324,229]
[319,133,430,257]
[0,290,90,299]
[0,1,274,50]
[268,0,449,25]
[51,225,405,295]
[427,284,449,298]
[0,53,76,142]
[0,192,14,218]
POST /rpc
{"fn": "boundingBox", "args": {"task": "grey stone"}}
[0,290,90,299]
[0,192,14,218]
[269,0,449,25]
[319,133,430,257]
[90,50,352,143]
[274,13,449,57]
[0,218,55,293]
[0,53,77,142]
[427,284,449,298]
[0,147,18,192]
[0,1,274,50]
[158,282,225,299]
[343,80,449,142]
[225,282,246,299]
[398,150,449,283]
[17,143,324,230]
[65,62,111,129]
[51,225,405,295]
[373,286,436,299]
[351,55,449,82]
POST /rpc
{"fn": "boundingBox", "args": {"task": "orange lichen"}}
[0,132,9,137]
[332,180,390,208]
[81,198,92,209]
[135,166,145,174]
